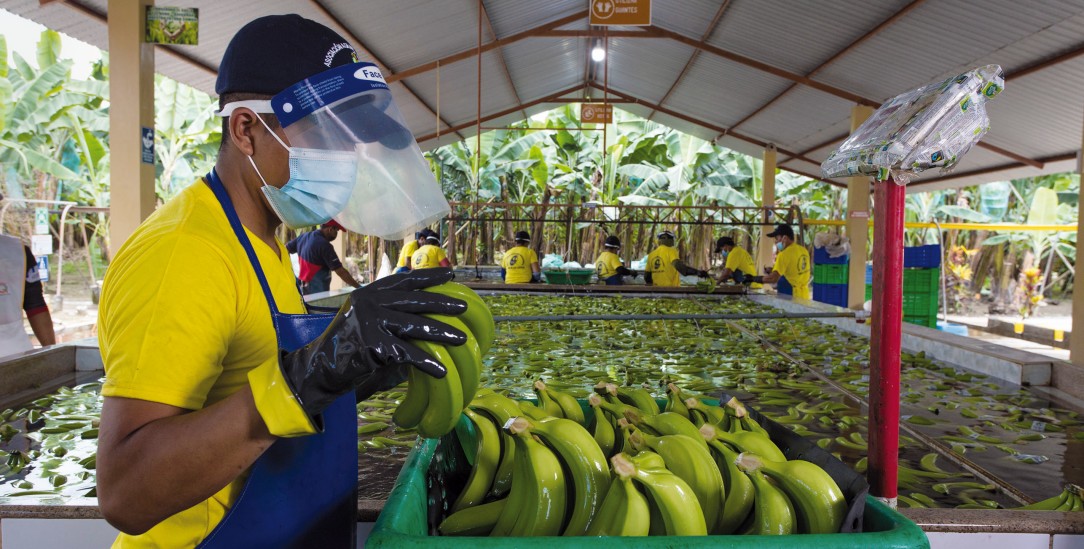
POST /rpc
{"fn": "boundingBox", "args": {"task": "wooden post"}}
[108,0,156,247]
[757,145,778,274]
[847,105,875,308]
[1071,111,1084,366]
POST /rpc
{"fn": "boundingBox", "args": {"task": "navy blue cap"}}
[216,14,358,96]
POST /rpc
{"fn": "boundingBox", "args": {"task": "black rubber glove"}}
[744,275,765,284]
[530,273,542,283]
[698,270,710,278]
[277,268,466,427]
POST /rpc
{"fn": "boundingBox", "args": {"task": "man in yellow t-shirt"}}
[500,230,540,283]
[645,230,708,287]
[95,15,467,547]
[394,229,428,273]
[762,224,812,300]
[713,236,761,289]
[595,235,638,285]
[412,232,452,270]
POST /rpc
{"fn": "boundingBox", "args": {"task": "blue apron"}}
[777,276,793,296]
[197,170,358,549]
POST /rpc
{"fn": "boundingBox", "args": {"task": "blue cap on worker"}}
[215,14,359,96]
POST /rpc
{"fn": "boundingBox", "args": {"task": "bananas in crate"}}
[439,383,849,537]
[393,282,495,438]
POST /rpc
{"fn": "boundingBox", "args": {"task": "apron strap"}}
[205,170,283,316]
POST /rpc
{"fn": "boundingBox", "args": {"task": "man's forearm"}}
[97,387,277,534]
[27,310,55,346]
[334,267,360,287]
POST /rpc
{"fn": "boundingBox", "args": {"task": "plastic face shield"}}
[269,62,449,239]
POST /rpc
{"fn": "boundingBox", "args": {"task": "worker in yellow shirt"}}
[595,235,638,285]
[412,232,452,270]
[644,230,708,287]
[394,229,428,273]
[713,236,761,289]
[500,230,541,283]
[760,224,812,300]
[95,15,470,547]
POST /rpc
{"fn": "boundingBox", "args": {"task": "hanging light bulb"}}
[591,40,606,62]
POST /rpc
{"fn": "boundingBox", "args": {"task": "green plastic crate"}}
[367,400,930,548]
[901,292,939,318]
[905,315,938,329]
[814,263,849,285]
[543,269,594,285]
[903,268,940,294]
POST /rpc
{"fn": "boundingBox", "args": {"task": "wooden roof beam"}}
[311,0,463,141]
[387,10,588,83]
[724,0,926,134]
[647,0,732,122]
[415,84,586,143]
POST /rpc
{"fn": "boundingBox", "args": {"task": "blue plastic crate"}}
[813,282,849,307]
[904,245,942,268]
[814,246,849,265]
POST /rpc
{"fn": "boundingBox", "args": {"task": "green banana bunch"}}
[664,383,690,419]
[743,467,796,535]
[392,283,494,438]
[517,401,551,422]
[599,382,660,416]
[440,498,509,536]
[495,420,568,536]
[589,392,642,425]
[1017,484,1083,511]
[589,397,616,457]
[624,410,707,449]
[628,429,724,532]
[451,409,501,512]
[527,416,612,535]
[724,397,769,436]
[736,453,846,534]
[534,380,586,425]
[685,398,728,428]
[706,439,754,534]
[612,452,708,535]
[583,474,650,536]
[700,423,786,462]
[469,393,522,497]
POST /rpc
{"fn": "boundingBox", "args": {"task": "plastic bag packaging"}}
[561,261,583,270]
[375,252,392,281]
[814,233,851,259]
[630,256,648,271]
[821,65,1004,184]
[583,263,595,269]
[541,254,564,270]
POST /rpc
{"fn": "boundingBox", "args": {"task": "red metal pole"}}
[868,176,904,505]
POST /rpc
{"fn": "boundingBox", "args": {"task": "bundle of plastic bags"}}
[541,254,564,270]
[821,65,1004,184]
[813,232,851,259]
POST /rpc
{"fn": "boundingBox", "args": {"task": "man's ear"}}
[229,109,259,156]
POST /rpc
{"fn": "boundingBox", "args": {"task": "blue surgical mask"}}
[775,242,785,252]
[720,251,729,259]
[248,116,358,229]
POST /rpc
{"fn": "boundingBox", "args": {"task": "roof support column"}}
[1071,113,1084,367]
[847,105,874,308]
[107,0,156,248]
[757,145,777,275]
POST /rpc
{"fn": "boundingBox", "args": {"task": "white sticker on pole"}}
[31,234,53,256]
[34,208,49,235]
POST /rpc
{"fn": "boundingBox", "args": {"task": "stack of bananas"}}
[392,283,496,438]
[437,381,848,537]
[1016,484,1084,511]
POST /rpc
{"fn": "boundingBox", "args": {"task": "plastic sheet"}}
[821,64,1004,184]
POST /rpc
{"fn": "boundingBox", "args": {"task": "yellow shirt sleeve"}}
[396,241,418,268]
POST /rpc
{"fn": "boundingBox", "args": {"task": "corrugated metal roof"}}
[4,0,1083,192]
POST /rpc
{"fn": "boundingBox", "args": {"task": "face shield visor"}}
[265,62,448,239]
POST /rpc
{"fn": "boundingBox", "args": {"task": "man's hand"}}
[251,268,466,436]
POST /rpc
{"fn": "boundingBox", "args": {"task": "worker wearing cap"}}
[394,230,428,274]
[96,15,469,547]
[760,224,812,300]
[0,206,56,356]
[285,220,360,295]
[595,235,637,285]
[714,236,761,289]
[500,230,541,283]
[412,231,452,270]
[645,230,708,287]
